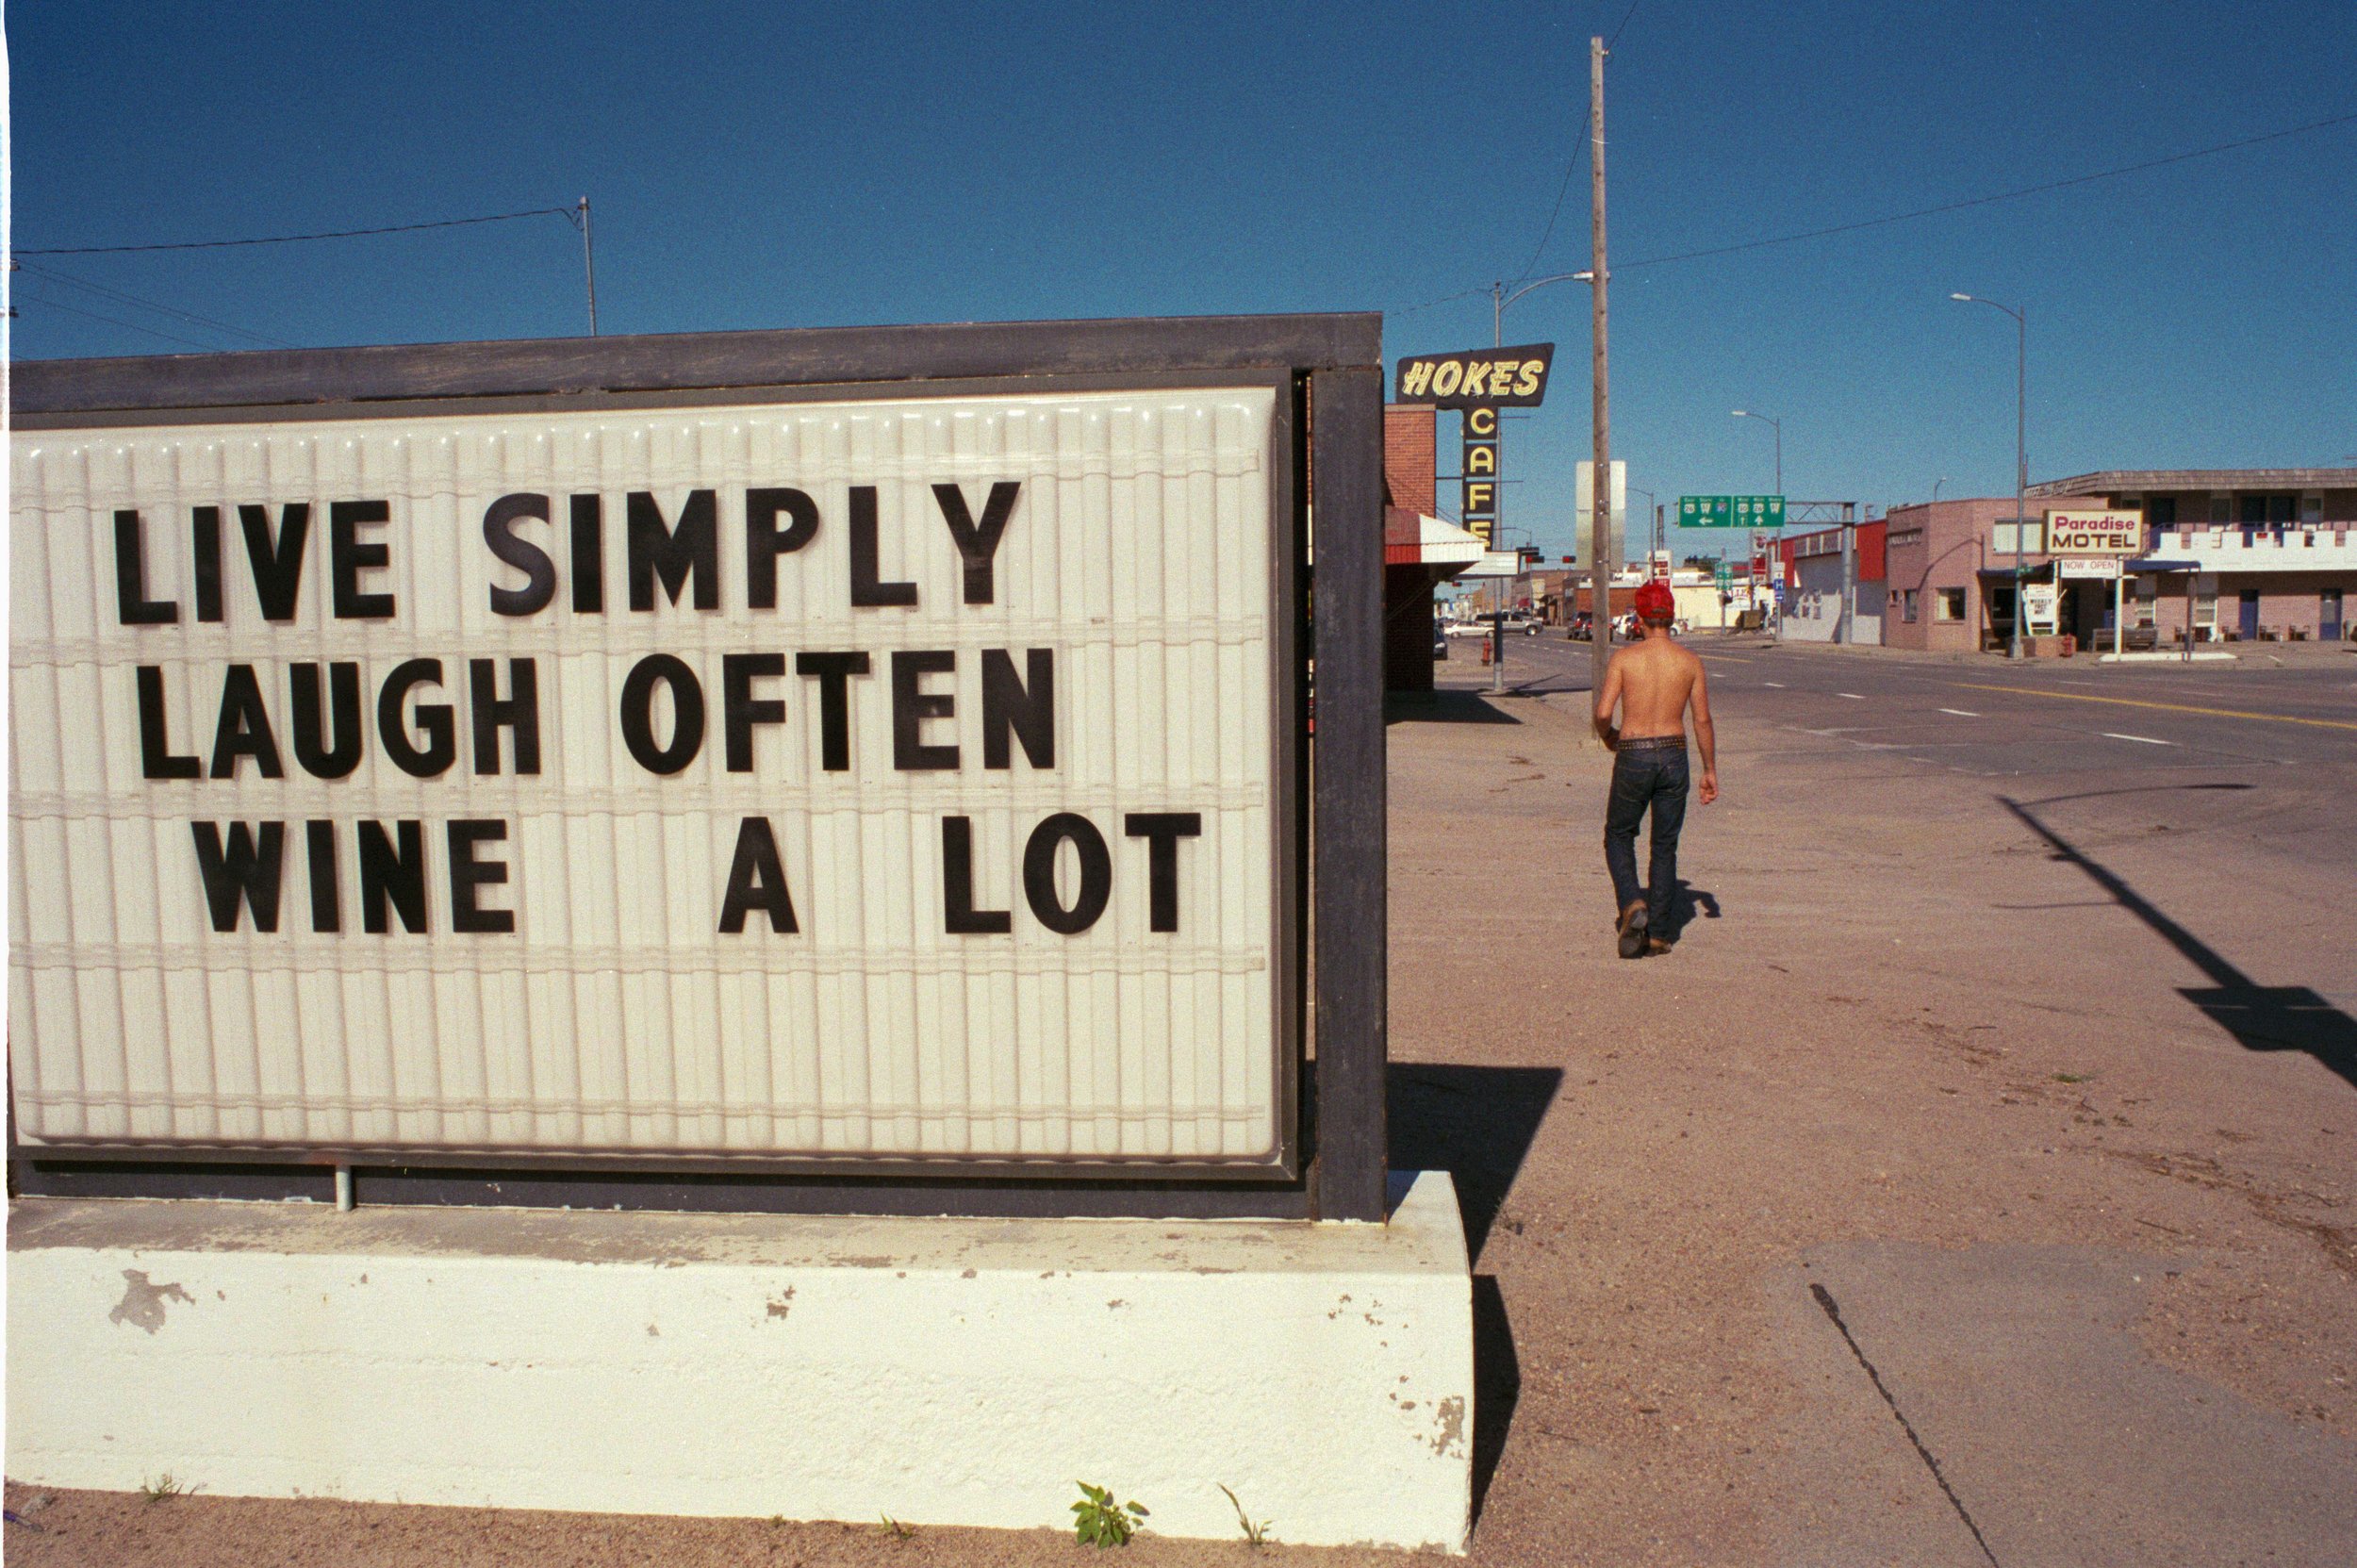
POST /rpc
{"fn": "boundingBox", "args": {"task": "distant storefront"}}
[2028,470,2356,645]
[1777,520,1887,644]
[1883,470,2356,652]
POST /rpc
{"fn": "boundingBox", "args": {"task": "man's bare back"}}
[1594,629,1719,801]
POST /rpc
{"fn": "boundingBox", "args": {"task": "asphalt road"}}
[1451,631,2357,773]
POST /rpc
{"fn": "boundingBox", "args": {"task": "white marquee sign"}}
[10,388,1287,1167]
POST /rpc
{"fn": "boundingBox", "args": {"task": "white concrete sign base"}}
[7,1172,1472,1552]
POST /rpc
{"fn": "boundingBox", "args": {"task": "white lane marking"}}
[2102,732,2174,746]
[1838,692,1865,701]
[1762,681,1787,688]
[1938,707,1979,718]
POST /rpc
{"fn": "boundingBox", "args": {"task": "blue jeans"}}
[1604,740,1689,933]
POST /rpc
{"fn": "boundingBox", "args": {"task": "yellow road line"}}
[1699,653,1753,665]
[1950,682,2357,733]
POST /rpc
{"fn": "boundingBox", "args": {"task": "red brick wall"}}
[1384,404,1437,518]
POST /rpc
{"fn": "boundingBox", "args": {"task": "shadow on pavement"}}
[1386,1063,1559,1529]
[1384,689,1522,725]
[1673,881,1722,940]
[2000,796,2357,1091]
[1470,1275,1518,1526]
[1388,1064,1563,1262]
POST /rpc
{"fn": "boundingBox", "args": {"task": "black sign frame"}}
[8,314,1390,1221]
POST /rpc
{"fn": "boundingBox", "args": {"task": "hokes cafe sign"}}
[1393,344,1554,410]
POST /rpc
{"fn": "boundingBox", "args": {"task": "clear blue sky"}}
[10,0,2353,561]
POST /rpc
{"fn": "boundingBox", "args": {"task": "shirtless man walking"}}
[1591,579,1718,958]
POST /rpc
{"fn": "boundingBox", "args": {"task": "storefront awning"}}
[1384,507,1491,575]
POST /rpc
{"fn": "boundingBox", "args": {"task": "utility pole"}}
[1588,33,1612,694]
[577,196,600,336]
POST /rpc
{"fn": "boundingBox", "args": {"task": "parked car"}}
[1567,610,1594,640]
[1497,610,1544,635]
[1443,619,1492,639]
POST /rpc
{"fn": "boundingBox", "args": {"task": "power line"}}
[1385,284,1493,322]
[13,290,222,351]
[16,261,293,348]
[16,206,577,256]
[1508,139,1589,289]
[1619,109,2357,273]
[1508,0,1637,290]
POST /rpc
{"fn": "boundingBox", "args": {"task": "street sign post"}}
[1679,495,1785,529]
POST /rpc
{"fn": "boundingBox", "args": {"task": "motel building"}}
[1882,468,2357,653]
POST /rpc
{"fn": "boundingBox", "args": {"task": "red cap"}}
[1634,580,1676,624]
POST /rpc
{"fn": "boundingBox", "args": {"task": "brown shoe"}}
[1645,936,1674,957]
[1616,900,1650,959]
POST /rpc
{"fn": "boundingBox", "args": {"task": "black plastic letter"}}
[745,488,819,609]
[378,658,456,778]
[618,653,705,774]
[306,819,340,933]
[483,493,557,616]
[209,663,286,779]
[356,819,428,933]
[849,486,918,606]
[981,648,1054,769]
[288,662,363,779]
[191,820,286,933]
[191,506,224,622]
[891,651,959,770]
[136,665,202,779]
[330,500,394,619]
[721,653,787,773]
[626,489,720,610]
[932,481,1020,604]
[570,494,605,613]
[114,510,178,624]
[240,503,312,621]
[1124,813,1202,933]
[469,658,541,775]
[941,816,1012,933]
[447,819,516,933]
[718,817,799,934]
[1022,813,1112,935]
[794,652,871,771]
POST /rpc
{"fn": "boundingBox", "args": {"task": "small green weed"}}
[1218,1482,1272,1546]
[2053,1072,2094,1084]
[1071,1481,1147,1547]
[879,1512,915,1539]
[139,1474,186,1504]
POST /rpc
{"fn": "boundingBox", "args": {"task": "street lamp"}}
[1628,486,1658,570]
[1492,272,1593,347]
[1730,409,1782,495]
[1952,292,2027,658]
[1932,476,1950,504]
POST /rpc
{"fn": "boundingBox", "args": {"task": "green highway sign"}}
[1679,494,1785,529]
[1712,560,1733,590]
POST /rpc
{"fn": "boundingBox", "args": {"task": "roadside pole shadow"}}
[2000,796,2357,1090]
[1385,690,1522,726]
[1388,1064,1561,1527]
